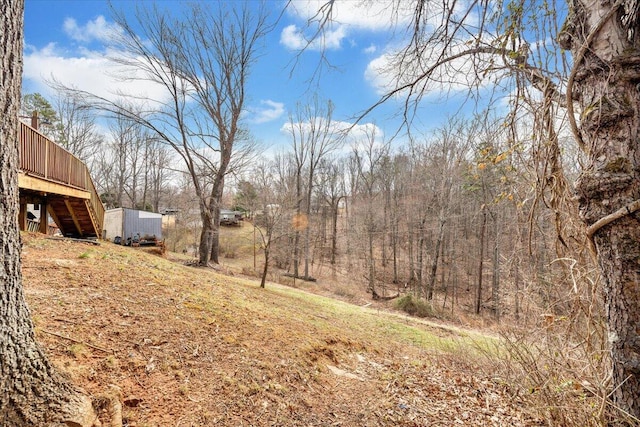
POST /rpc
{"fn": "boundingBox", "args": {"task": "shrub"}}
[394,294,434,318]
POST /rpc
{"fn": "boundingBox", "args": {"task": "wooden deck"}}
[18,122,104,239]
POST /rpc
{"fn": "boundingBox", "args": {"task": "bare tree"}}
[0,1,100,424]
[351,127,389,298]
[97,114,143,209]
[424,120,470,301]
[144,137,172,212]
[64,3,267,266]
[123,126,155,210]
[250,162,290,288]
[388,153,410,285]
[316,156,347,267]
[90,111,172,212]
[53,92,104,164]
[285,98,340,279]
[173,3,266,264]
[560,0,640,415]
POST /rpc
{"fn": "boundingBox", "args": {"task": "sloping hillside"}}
[22,233,536,426]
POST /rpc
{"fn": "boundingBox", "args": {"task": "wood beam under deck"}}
[19,175,96,238]
[63,198,84,237]
[46,206,63,234]
[82,200,102,239]
[19,123,105,238]
[18,172,91,200]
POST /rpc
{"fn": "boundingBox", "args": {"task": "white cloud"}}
[63,16,121,44]
[283,0,495,100]
[280,118,384,150]
[23,44,174,105]
[280,23,346,51]
[280,24,306,50]
[250,100,285,124]
[364,38,503,98]
[363,44,377,54]
[332,120,383,142]
[322,25,347,50]
[287,0,413,31]
[281,0,414,51]
[364,52,395,95]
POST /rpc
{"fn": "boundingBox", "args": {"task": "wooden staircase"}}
[18,122,104,239]
[47,197,99,238]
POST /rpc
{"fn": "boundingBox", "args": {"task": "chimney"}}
[31,111,38,130]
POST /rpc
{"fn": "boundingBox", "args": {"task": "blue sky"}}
[22,0,491,151]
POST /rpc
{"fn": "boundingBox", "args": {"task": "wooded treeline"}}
[237,113,595,323]
[17,0,595,325]
[25,87,591,324]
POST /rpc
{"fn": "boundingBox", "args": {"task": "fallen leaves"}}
[21,233,541,426]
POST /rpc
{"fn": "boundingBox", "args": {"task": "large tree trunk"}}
[292,229,301,277]
[303,222,311,278]
[209,164,227,265]
[407,220,415,289]
[0,2,98,425]
[427,216,446,301]
[475,209,486,315]
[330,199,339,265]
[292,171,303,277]
[416,216,427,298]
[491,212,500,319]
[198,195,214,265]
[561,0,640,416]
[261,243,270,289]
[367,224,376,298]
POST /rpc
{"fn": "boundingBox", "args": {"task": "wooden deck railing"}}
[19,122,105,235]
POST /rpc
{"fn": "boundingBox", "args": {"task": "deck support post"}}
[38,198,48,235]
[18,199,27,231]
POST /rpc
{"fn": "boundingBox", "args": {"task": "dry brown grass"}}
[21,232,541,426]
[19,232,636,426]
[492,302,639,426]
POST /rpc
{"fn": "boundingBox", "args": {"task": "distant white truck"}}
[103,208,163,245]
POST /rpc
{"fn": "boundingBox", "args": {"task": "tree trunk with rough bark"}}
[427,217,446,301]
[475,208,486,315]
[0,2,100,425]
[330,198,340,266]
[560,0,640,416]
[199,220,214,266]
[209,169,226,265]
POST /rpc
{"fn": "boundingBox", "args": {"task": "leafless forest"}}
[37,95,593,327]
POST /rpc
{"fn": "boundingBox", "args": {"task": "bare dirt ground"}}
[21,232,542,426]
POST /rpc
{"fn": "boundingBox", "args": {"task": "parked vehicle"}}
[220,209,244,226]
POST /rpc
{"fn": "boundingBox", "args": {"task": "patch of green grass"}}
[202,277,498,357]
[372,318,457,351]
